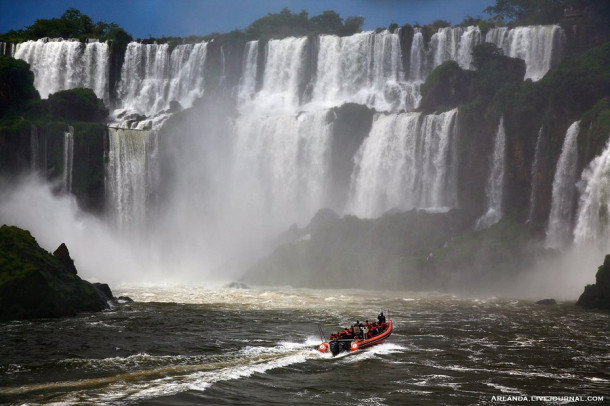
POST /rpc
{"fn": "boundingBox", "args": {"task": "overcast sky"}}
[0,0,494,39]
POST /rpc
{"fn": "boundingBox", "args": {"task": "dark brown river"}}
[1,287,608,405]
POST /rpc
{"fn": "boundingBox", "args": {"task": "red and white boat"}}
[318,319,393,356]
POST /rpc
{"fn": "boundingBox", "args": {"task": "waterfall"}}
[573,139,610,245]
[428,26,482,72]
[231,110,333,229]
[62,126,74,194]
[115,41,207,123]
[408,29,426,81]
[545,121,580,249]
[475,117,506,231]
[311,30,419,113]
[105,128,159,229]
[348,109,458,218]
[486,25,565,81]
[255,37,308,112]
[14,39,110,101]
[527,126,544,222]
[30,125,47,174]
[236,41,259,107]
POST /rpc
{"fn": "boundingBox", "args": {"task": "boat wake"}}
[1,339,322,404]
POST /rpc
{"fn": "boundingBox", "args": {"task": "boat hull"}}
[319,320,392,356]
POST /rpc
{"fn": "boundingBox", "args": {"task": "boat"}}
[318,319,393,356]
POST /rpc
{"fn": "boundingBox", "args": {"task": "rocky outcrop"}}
[576,254,610,310]
[53,243,77,274]
[0,225,113,320]
[243,209,473,290]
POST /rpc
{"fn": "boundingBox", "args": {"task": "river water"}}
[0,286,608,405]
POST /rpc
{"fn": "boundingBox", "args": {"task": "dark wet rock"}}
[93,282,114,301]
[168,100,183,113]
[226,282,250,289]
[53,242,77,275]
[576,255,610,310]
[117,296,134,303]
[0,225,112,320]
[536,298,557,305]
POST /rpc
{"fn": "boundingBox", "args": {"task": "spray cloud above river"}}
[1,6,608,299]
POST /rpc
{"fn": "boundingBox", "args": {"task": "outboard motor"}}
[330,340,342,356]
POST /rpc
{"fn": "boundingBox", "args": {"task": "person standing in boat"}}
[363,320,370,339]
[353,321,362,339]
[378,312,386,324]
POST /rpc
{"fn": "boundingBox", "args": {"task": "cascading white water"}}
[527,126,544,222]
[408,29,426,82]
[227,35,341,235]
[14,39,110,101]
[545,121,580,249]
[475,117,506,231]
[105,128,158,230]
[236,41,259,107]
[348,109,458,218]
[485,25,565,81]
[62,126,74,194]
[255,37,308,112]
[311,30,419,112]
[30,125,46,174]
[231,110,333,231]
[429,26,482,71]
[573,138,610,245]
[115,41,207,126]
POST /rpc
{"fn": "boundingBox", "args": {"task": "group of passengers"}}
[329,312,387,341]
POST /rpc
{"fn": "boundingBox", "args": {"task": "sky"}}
[0,0,494,39]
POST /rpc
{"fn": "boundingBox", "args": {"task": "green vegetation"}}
[43,88,108,122]
[419,61,472,112]
[0,8,132,46]
[149,8,364,45]
[0,55,107,210]
[244,209,473,290]
[0,225,108,320]
[0,53,108,124]
[427,217,542,291]
[419,43,525,113]
[483,0,610,44]
[484,0,565,25]
[578,98,610,166]
[0,56,39,115]
[493,41,610,160]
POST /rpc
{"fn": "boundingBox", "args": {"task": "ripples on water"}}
[0,286,608,405]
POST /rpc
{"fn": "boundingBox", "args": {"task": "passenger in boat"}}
[378,312,386,324]
[363,320,370,339]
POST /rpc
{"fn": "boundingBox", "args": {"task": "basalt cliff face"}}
[1,15,610,292]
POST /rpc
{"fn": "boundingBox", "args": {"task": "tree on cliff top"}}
[484,0,610,27]
[44,88,108,122]
[0,8,132,44]
[0,56,40,116]
[245,8,364,40]
[484,0,563,24]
